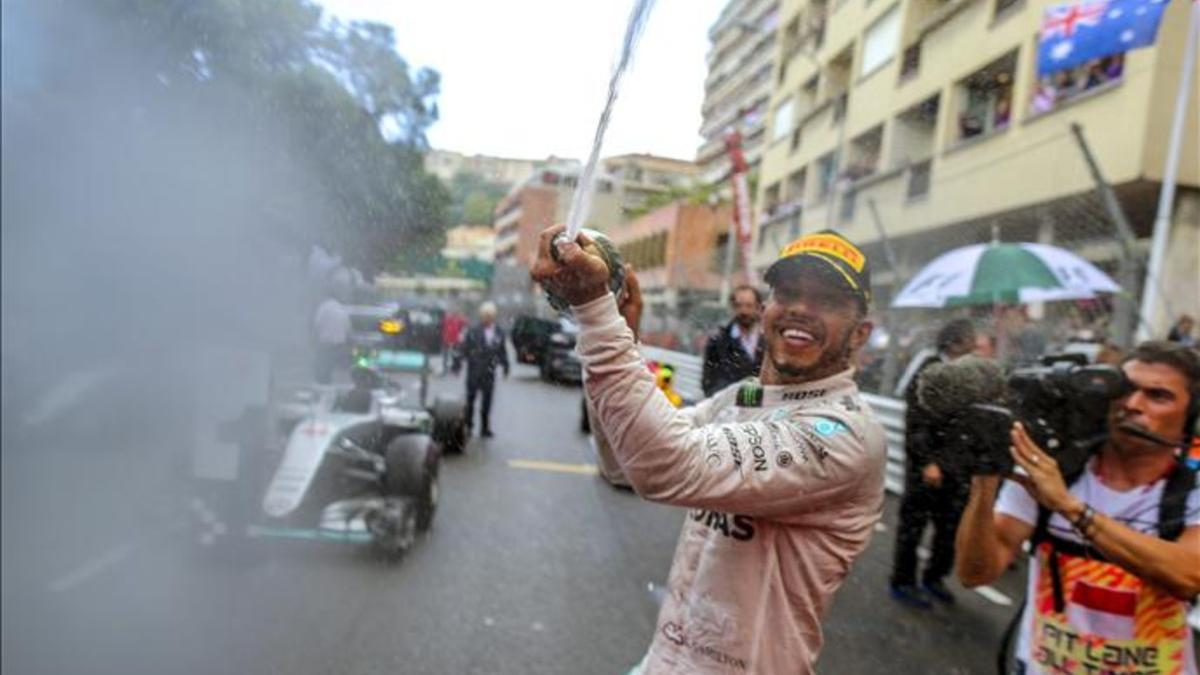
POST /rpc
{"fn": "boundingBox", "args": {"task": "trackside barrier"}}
[635,345,908,495]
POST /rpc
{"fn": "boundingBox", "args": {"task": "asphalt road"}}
[4,360,1039,675]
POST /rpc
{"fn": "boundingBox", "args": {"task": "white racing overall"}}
[575,294,888,674]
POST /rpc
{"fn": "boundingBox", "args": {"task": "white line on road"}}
[507,459,598,475]
[914,545,1013,606]
[973,585,1014,606]
[48,543,136,594]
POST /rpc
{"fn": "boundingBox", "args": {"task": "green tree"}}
[445,171,510,226]
[96,0,450,277]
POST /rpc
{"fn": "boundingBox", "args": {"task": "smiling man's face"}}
[759,267,872,385]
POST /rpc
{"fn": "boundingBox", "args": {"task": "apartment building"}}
[491,155,701,311]
[753,0,1199,332]
[492,155,701,265]
[602,153,703,217]
[607,201,733,348]
[697,0,782,185]
[443,225,497,263]
[425,149,544,185]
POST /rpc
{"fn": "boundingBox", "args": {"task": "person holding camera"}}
[889,318,978,608]
[956,342,1200,675]
[533,227,886,675]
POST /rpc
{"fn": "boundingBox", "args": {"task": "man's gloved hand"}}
[530,225,612,307]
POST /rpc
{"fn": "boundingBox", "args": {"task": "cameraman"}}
[533,227,886,674]
[956,342,1200,675]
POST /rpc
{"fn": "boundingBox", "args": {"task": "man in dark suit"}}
[889,318,977,608]
[701,285,765,397]
[452,301,510,438]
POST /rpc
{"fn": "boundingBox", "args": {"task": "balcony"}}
[779,8,826,69]
[704,30,774,92]
[494,231,519,256]
[494,198,522,224]
[760,198,803,228]
[952,50,1016,146]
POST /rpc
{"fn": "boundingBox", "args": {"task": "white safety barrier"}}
[635,345,908,495]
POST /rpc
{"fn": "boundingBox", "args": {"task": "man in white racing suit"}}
[532,228,887,674]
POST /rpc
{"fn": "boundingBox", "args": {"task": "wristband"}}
[1072,504,1096,536]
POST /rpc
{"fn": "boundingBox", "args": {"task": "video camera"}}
[918,354,1132,475]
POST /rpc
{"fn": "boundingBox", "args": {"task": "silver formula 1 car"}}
[189,349,466,559]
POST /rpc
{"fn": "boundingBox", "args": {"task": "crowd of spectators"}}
[1032,53,1125,115]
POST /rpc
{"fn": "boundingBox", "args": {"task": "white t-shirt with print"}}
[996,460,1200,675]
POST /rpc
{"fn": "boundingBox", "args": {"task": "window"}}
[780,16,801,84]
[772,97,795,141]
[764,182,781,216]
[860,6,900,77]
[891,94,938,168]
[816,153,836,202]
[907,159,931,199]
[839,188,856,221]
[832,92,848,123]
[786,168,807,202]
[994,0,1021,18]
[845,125,882,180]
[899,43,921,82]
[618,232,668,270]
[955,50,1017,141]
[712,232,731,272]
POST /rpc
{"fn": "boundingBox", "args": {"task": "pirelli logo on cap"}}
[779,234,866,273]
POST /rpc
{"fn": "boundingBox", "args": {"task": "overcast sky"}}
[318,0,726,162]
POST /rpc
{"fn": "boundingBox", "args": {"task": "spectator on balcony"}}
[1085,61,1107,89]
[993,91,1012,128]
[1054,70,1081,100]
[1031,79,1057,114]
[1104,53,1125,80]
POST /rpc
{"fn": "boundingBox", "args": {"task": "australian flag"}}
[1037,0,1170,76]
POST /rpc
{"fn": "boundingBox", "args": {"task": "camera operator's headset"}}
[995,387,1200,675]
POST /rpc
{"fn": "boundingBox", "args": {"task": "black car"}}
[511,315,582,384]
[347,304,445,358]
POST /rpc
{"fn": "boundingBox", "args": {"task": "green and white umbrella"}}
[891,242,1120,308]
